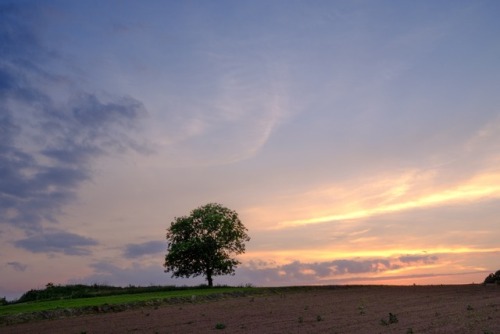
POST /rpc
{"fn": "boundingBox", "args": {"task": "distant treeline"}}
[3,283,223,305]
[484,270,500,284]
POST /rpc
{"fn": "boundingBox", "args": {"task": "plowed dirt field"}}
[3,285,500,333]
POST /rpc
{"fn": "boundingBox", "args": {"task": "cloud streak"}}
[251,166,500,229]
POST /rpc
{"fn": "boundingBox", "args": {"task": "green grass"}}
[0,287,253,316]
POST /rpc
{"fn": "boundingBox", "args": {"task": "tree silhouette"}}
[484,270,500,284]
[164,203,250,287]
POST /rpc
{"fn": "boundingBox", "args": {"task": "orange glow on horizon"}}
[238,249,497,286]
[346,271,488,286]
[241,247,500,265]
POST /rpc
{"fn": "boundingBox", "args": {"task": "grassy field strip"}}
[0,287,253,316]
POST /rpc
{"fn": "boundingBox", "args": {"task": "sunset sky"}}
[1,0,500,300]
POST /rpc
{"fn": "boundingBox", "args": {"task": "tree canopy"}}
[164,203,250,287]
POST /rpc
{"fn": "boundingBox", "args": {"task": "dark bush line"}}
[9,283,231,304]
[0,290,259,326]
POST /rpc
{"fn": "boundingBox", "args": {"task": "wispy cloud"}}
[151,28,291,167]
[6,261,27,272]
[158,77,289,166]
[15,231,98,256]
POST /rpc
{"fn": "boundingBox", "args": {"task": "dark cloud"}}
[278,259,395,281]
[6,261,27,272]
[15,231,99,256]
[399,254,438,264]
[73,262,200,287]
[123,241,166,258]
[0,3,148,232]
[236,255,439,285]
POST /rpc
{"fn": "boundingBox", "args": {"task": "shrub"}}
[380,313,398,326]
[215,323,226,330]
[389,313,399,324]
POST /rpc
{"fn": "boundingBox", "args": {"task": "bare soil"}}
[2,285,500,333]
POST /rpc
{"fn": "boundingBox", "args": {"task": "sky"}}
[1,0,500,300]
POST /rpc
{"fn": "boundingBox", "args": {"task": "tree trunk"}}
[206,267,213,287]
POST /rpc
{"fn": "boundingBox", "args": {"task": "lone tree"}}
[164,203,250,287]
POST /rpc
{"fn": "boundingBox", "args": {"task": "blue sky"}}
[1,0,500,299]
